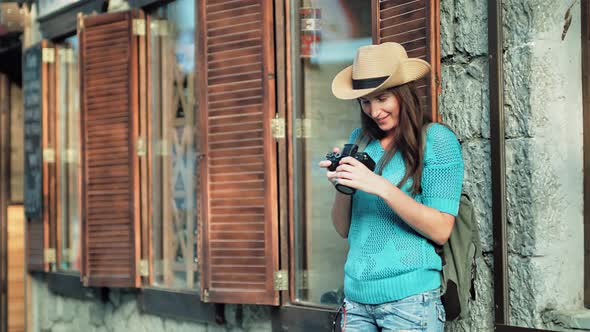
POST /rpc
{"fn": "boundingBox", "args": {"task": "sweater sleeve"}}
[421,124,464,216]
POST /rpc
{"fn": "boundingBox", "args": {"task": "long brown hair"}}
[358,82,431,195]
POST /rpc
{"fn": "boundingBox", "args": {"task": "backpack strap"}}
[353,130,372,152]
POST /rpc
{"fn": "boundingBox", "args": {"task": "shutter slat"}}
[80,10,143,288]
[207,0,259,15]
[207,3,261,22]
[209,57,262,74]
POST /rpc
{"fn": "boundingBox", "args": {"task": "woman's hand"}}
[318,147,340,185]
[332,156,388,197]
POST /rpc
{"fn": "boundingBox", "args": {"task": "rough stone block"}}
[454,0,487,56]
[503,46,533,138]
[440,59,489,141]
[461,140,493,252]
[440,0,455,57]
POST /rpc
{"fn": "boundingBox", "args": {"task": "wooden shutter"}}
[79,10,147,287]
[198,0,279,304]
[23,41,56,272]
[373,0,441,121]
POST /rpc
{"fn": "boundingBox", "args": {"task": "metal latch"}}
[43,148,55,163]
[274,270,288,291]
[42,48,55,63]
[65,149,77,163]
[44,248,56,263]
[151,20,169,36]
[156,139,169,156]
[295,118,311,138]
[138,259,149,277]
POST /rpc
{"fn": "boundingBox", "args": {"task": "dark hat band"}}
[351,75,389,90]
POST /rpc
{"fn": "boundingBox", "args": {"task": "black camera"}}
[325,144,376,195]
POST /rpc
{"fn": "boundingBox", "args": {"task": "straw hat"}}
[331,42,431,100]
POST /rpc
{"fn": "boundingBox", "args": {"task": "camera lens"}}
[335,184,356,195]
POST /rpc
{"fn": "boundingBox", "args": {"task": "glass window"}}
[149,0,198,289]
[57,36,81,272]
[291,0,372,305]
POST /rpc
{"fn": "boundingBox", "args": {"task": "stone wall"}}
[439,0,493,331]
[30,275,272,332]
[503,0,585,330]
[440,0,587,331]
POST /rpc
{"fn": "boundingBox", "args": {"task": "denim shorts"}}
[341,288,445,332]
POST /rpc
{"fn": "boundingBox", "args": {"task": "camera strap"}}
[353,130,371,152]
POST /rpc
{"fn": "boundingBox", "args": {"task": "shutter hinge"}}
[202,288,210,302]
[156,139,169,156]
[138,259,149,277]
[151,20,168,36]
[273,270,288,291]
[44,248,56,264]
[64,48,75,64]
[136,137,146,157]
[43,148,55,163]
[65,149,77,163]
[152,259,165,276]
[295,118,311,138]
[297,270,309,290]
[42,48,55,63]
[271,115,285,139]
[132,19,146,36]
[60,249,69,263]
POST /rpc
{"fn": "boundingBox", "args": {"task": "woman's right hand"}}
[319,147,340,185]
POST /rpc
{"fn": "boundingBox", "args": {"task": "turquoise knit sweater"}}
[344,124,464,304]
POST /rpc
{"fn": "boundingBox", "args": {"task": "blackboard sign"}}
[23,44,43,220]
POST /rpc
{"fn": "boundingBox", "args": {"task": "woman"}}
[319,42,464,331]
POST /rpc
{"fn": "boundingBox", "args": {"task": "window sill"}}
[45,271,105,301]
[544,308,590,330]
[37,0,108,40]
[138,288,218,324]
[272,304,340,332]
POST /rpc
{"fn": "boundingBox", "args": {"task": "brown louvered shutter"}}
[23,41,56,272]
[198,0,279,304]
[79,10,146,287]
[373,0,441,121]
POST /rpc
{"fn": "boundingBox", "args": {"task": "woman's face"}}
[359,90,400,135]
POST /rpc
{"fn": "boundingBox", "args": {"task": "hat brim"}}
[331,58,431,100]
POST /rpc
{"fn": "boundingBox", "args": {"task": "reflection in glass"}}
[57,36,80,271]
[291,0,371,306]
[150,0,198,289]
[37,0,78,17]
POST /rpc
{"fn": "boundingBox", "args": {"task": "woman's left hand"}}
[333,156,389,197]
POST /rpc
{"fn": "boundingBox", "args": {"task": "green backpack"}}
[354,124,482,321]
[421,123,482,321]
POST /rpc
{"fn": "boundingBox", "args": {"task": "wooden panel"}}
[79,10,144,288]
[10,84,24,203]
[0,72,8,332]
[373,0,440,121]
[7,205,25,332]
[198,0,279,305]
